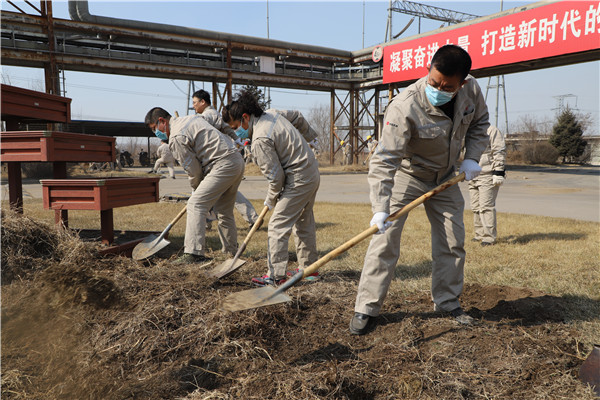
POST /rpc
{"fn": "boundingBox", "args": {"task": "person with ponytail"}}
[223,89,320,286]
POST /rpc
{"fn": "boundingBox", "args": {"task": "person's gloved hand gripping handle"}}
[370,212,392,234]
[459,159,482,181]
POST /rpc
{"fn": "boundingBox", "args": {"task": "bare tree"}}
[306,104,330,154]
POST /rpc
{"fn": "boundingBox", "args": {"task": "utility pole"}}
[265,0,271,106]
[485,1,509,134]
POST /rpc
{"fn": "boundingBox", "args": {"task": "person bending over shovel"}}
[223,89,320,286]
[350,45,490,335]
[145,107,245,264]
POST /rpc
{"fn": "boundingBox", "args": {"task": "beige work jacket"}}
[168,114,238,189]
[248,110,319,207]
[479,125,506,175]
[200,105,237,141]
[369,75,489,213]
[156,142,175,163]
[271,109,318,143]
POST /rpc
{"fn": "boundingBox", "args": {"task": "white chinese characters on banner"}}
[385,1,600,81]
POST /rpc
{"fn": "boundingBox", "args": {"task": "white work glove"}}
[264,200,274,211]
[309,138,318,148]
[370,212,392,234]
[492,175,505,186]
[459,159,482,181]
[234,138,243,147]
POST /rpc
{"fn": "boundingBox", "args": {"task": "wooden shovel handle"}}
[300,172,465,279]
[158,205,187,241]
[242,205,269,246]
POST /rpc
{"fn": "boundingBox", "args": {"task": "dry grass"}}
[9,198,600,333]
[2,198,599,399]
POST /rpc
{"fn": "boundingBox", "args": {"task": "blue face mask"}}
[425,84,456,106]
[235,118,249,139]
[154,128,168,141]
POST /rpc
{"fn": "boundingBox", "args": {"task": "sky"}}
[1,0,599,137]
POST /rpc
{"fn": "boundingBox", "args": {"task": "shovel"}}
[132,205,187,260]
[206,205,270,279]
[221,172,465,312]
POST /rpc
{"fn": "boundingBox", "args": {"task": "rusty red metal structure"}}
[1,1,599,165]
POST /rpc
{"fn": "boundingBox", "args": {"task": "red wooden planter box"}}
[40,177,160,245]
[1,131,115,163]
[1,83,71,123]
[41,177,160,211]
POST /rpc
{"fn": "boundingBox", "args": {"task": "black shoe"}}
[480,241,494,247]
[450,307,476,326]
[349,312,373,335]
[173,253,212,265]
[147,170,155,174]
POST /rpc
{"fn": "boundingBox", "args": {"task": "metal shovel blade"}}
[221,286,292,312]
[132,234,170,260]
[206,258,247,279]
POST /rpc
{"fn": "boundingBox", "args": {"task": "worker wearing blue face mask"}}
[350,45,490,335]
[144,107,244,265]
[192,89,259,228]
[223,90,321,287]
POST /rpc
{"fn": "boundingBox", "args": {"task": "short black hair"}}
[144,107,171,127]
[192,89,211,105]
[430,44,472,81]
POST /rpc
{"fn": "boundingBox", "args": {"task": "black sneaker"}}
[349,312,373,335]
[480,241,494,247]
[173,253,212,265]
[450,307,476,325]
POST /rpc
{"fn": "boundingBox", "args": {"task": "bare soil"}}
[1,211,597,399]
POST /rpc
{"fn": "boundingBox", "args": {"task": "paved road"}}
[4,165,599,222]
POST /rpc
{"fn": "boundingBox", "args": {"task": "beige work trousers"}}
[185,153,244,256]
[235,191,259,224]
[355,171,466,316]
[267,179,320,279]
[468,174,499,244]
[154,158,175,178]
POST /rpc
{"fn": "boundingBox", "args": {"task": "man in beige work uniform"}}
[192,90,259,227]
[350,45,490,335]
[145,107,244,264]
[468,125,506,246]
[149,140,176,179]
[224,90,320,286]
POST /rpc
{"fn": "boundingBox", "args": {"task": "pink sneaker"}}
[286,268,320,281]
[251,274,286,287]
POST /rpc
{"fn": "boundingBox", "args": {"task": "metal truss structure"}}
[1,1,598,165]
[390,0,480,25]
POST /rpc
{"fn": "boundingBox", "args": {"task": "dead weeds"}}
[1,210,598,399]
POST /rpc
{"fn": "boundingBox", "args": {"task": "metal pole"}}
[330,90,335,166]
[495,75,500,127]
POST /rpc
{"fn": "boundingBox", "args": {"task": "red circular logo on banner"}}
[372,45,383,63]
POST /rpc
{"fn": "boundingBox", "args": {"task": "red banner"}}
[383,1,600,84]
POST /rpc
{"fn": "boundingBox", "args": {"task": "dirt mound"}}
[1,212,597,399]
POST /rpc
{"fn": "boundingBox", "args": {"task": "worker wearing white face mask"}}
[350,45,490,335]
[145,107,245,264]
[223,89,320,287]
[468,125,506,246]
